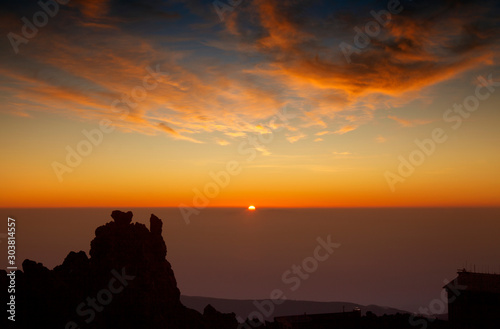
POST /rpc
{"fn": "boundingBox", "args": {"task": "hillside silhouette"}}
[181,296,413,320]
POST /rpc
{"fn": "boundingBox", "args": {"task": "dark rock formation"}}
[203,304,239,329]
[111,210,133,226]
[1,211,238,329]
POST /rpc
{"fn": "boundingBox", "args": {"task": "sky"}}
[1,0,500,208]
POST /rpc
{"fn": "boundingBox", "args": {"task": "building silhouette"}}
[444,269,500,329]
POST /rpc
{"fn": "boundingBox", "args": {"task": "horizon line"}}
[2,205,500,209]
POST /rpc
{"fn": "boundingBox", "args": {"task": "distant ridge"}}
[181,295,411,321]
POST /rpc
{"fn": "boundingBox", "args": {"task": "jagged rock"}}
[111,210,133,226]
[22,259,50,275]
[150,213,163,235]
[203,304,239,329]
[1,211,235,329]
[54,251,89,274]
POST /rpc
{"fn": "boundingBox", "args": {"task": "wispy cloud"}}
[388,115,433,127]
[216,139,230,146]
[286,133,306,143]
[333,125,357,135]
[1,0,499,144]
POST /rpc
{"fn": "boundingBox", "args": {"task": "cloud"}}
[225,132,247,138]
[388,115,433,127]
[333,125,357,135]
[157,122,178,135]
[157,122,203,143]
[222,0,500,119]
[216,139,230,146]
[286,133,306,143]
[0,0,499,144]
[254,144,271,156]
[71,0,111,20]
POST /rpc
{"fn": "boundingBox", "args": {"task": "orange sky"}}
[1,0,500,208]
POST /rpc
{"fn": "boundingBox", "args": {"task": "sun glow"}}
[248,205,256,210]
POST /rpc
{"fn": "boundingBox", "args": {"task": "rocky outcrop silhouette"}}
[1,211,238,329]
[203,304,239,329]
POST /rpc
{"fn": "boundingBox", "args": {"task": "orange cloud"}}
[216,139,230,146]
[334,125,357,135]
[219,0,498,128]
[71,0,111,20]
[158,122,178,135]
[388,115,433,127]
[0,0,498,145]
[286,133,306,143]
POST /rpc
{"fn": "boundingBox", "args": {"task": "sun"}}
[248,205,256,210]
